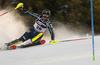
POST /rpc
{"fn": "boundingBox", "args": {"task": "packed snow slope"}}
[0,36,100,65]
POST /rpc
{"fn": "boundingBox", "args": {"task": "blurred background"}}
[0,0,99,36]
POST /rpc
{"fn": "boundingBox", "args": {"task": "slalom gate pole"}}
[59,37,91,42]
[91,0,95,61]
[0,9,15,16]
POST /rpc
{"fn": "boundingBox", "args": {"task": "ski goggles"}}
[42,12,50,15]
[42,14,49,18]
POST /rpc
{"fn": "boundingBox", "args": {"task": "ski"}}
[0,40,45,50]
[13,40,46,49]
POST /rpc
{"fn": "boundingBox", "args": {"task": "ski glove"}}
[15,3,24,10]
[50,40,57,44]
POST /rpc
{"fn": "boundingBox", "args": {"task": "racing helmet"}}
[42,9,51,18]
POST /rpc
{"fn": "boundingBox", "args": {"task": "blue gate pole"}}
[91,0,95,61]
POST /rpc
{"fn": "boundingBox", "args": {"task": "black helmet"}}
[42,9,51,17]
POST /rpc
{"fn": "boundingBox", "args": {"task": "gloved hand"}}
[19,5,24,9]
[14,3,24,10]
[50,40,57,44]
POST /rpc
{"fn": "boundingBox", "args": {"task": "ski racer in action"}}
[6,3,57,49]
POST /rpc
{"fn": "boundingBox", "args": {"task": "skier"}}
[6,3,57,49]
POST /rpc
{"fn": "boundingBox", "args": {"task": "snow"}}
[0,9,100,65]
[0,36,100,65]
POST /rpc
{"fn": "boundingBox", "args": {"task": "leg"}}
[31,33,43,43]
[20,27,44,43]
[7,27,35,47]
[7,39,23,47]
[20,33,44,48]
[5,39,23,50]
[7,31,31,47]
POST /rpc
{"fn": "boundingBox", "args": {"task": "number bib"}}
[34,22,47,33]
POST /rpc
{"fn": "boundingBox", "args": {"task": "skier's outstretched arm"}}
[15,3,39,19]
[48,23,57,44]
[48,22,55,40]
[22,8,39,19]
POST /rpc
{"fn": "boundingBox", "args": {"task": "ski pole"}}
[0,3,23,16]
[50,37,91,44]
[0,9,15,16]
[58,37,91,43]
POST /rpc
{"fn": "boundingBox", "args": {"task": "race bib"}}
[34,22,47,32]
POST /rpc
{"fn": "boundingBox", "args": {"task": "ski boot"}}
[20,40,46,48]
[5,39,23,50]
